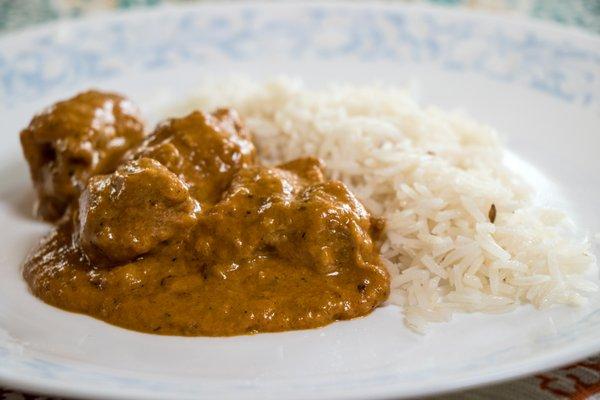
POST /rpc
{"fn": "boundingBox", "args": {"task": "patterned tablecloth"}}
[0,1,599,399]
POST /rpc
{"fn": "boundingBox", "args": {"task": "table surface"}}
[0,0,599,399]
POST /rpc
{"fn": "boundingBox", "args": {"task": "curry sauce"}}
[20,90,390,336]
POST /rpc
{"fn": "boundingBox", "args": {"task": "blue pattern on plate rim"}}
[1,307,599,396]
[0,3,599,396]
[0,5,599,109]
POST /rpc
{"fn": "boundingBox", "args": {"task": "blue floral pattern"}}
[0,5,599,110]
[1,0,599,33]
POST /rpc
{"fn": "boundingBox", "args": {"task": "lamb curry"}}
[20,90,390,336]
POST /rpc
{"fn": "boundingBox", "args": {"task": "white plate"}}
[1,2,599,399]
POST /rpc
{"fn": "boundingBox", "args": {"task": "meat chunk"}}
[268,181,378,274]
[193,164,303,263]
[277,157,325,184]
[130,109,256,204]
[193,158,383,278]
[20,90,146,221]
[78,158,199,266]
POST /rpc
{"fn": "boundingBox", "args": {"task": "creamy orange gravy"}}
[21,90,390,336]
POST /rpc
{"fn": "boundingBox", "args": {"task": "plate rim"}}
[1,330,599,400]
[0,0,599,44]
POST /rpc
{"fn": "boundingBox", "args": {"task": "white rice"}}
[173,77,598,332]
